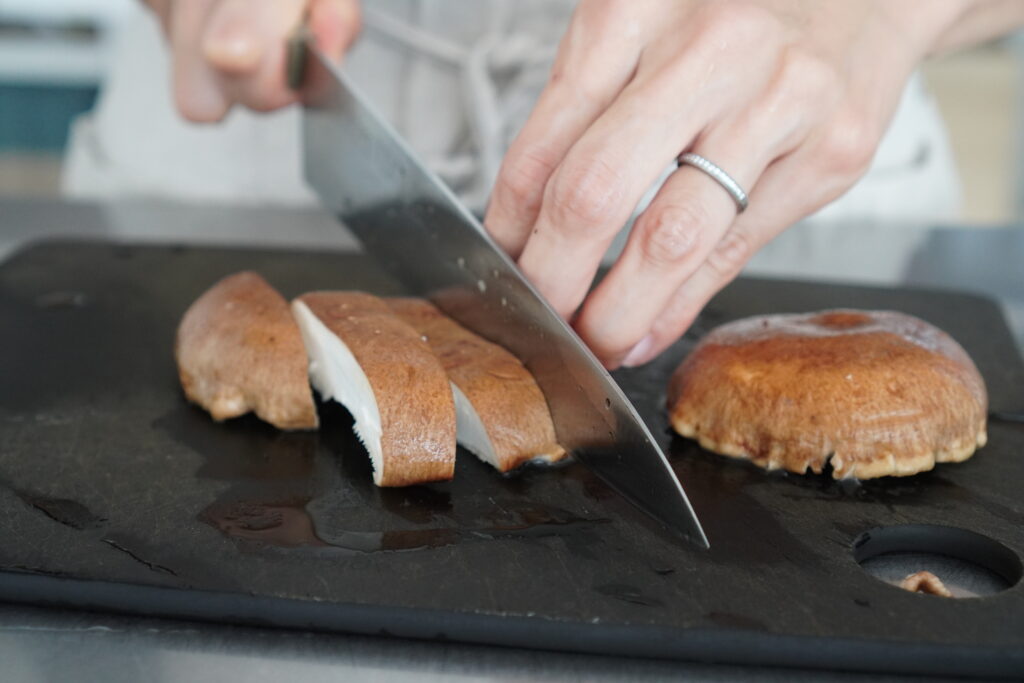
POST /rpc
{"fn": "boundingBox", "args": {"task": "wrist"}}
[877,0,979,61]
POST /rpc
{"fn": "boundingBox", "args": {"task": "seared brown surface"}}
[388,298,565,472]
[298,292,456,486]
[175,272,317,430]
[668,310,988,479]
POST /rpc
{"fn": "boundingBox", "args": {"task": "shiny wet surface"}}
[0,242,1022,676]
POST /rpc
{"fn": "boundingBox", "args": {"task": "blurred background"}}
[0,0,1022,225]
[0,0,122,198]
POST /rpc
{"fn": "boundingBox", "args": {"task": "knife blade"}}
[293,44,708,549]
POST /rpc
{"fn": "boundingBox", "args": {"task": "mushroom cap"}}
[388,297,565,472]
[296,291,456,486]
[667,310,988,479]
[175,271,317,430]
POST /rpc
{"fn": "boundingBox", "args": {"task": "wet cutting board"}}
[1,241,1022,678]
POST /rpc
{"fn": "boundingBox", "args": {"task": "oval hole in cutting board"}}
[852,524,1022,598]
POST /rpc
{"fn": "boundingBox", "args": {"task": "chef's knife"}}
[290,41,708,549]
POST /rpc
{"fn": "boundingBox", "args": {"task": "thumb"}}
[202,0,307,75]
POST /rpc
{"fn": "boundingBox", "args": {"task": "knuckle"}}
[546,157,626,232]
[549,50,630,110]
[497,147,557,213]
[577,0,635,33]
[759,50,840,140]
[817,113,878,176]
[697,1,781,49]
[706,230,753,280]
[552,0,643,106]
[637,204,705,268]
[572,71,621,110]
[778,49,840,102]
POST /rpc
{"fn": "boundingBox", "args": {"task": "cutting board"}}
[1,241,1022,678]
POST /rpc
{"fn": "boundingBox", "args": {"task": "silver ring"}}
[677,152,748,213]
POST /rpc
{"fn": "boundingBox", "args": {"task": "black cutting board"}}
[1,241,1022,678]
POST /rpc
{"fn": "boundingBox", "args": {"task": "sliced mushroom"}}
[175,271,317,430]
[292,292,456,486]
[387,298,565,473]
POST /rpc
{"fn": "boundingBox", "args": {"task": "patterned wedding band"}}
[677,152,749,213]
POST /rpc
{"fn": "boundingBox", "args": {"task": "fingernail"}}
[621,334,656,368]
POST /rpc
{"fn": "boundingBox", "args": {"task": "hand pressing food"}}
[175,271,318,430]
[668,310,988,479]
[292,291,457,487]
[388,298,565,473]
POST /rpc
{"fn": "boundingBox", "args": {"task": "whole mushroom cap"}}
[667,310,988,479]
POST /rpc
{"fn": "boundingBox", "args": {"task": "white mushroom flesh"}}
[451,383,499,467]
[292,300,384,479]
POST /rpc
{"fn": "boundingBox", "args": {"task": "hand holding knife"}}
[285,27,708,549]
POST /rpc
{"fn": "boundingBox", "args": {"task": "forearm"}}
[930,0,1024,54]
[874,0,1023,66]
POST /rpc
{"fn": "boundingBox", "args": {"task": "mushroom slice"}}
[292,292,456,486]
[175,271,317,430]
[387,298,565,473]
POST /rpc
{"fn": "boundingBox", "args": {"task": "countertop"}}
[1,196,1021,682]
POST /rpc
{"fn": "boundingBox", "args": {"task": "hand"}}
[484,0,980,369]
[148,0,361,122]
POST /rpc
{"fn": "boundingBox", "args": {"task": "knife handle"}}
[286,14,312,90]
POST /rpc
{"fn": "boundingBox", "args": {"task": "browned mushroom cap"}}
[387,298,566,472]
[175,271,317,430]
[667,310,988,479]
[292,292,456,487]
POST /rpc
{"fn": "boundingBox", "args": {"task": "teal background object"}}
[0,83,97,151]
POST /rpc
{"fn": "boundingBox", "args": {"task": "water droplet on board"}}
[13,489,107,530]
[477,280,487,293]
[200,498,609,554]
[456,257,466,269]
[200,499,329,549]
[34,291,88,309]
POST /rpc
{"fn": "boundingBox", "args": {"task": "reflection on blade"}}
[298,47,708,548]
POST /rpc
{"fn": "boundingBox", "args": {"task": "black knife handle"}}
[286,15,311,90]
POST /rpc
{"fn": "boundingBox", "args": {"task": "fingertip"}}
[310,0,362,61]
[202,4,264,74]
[173,71,231,122]
[570,305,627,370]
[517,229,606,326]
[524,267,581,323]
[620,334,658,368]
